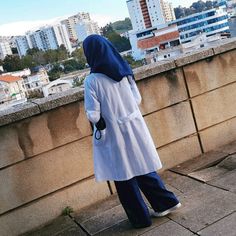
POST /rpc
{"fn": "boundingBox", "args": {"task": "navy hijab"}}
[83,34,134,82]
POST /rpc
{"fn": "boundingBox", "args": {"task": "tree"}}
[3,55,24,72]
[123,55,143,69]
[71,48,87,69]
[111,18,132,33]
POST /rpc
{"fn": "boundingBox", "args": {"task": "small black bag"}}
[95,116,106,140]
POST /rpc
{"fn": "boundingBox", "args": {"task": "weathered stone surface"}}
[198,212,236,236]
[22,216,85,236]
[74,194,120,223]
[169,184,236,232]
[200,117,236,152]
[80,205,127,235]
[95,218,168,236]
[209,170,236,193]
[145,102,196,148]
[183,50,236,97]
[217,154,236,170]
[157,135,202,171]
[0,137,94,214]
[134,60,176,81]
[192,82,236,130]
[170,150,227,175]
[188,166,228,182]
[0,102,40,127]
[138,69,188,115]
[217,140,236,155]
[213,38,236,55]
[175,48,214,67]
[0,124,25,168]
[141,221,193,236]
[33,88,84,112]
[160,171,203,194]
[0,178,110,236]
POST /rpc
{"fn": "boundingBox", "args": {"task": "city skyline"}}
[0,0,197,36]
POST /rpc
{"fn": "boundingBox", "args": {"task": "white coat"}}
[84,73,162,182]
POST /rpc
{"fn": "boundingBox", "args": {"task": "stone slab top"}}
[0,38,236,127]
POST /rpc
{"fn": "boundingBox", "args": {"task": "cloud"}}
[0,15,73,36]
[0,13,120,36]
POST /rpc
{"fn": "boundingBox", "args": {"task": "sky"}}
[0,0,197,36]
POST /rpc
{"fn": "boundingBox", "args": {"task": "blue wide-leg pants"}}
[114,171,179,228]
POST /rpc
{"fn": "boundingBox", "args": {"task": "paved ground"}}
[23,141,236,236]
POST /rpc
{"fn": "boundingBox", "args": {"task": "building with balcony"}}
[127,0,166,31]
[14,36,30,58]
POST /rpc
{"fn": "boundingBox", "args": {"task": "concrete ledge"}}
[134,60,176,81]
[33,87,84,113]
[0,103,40,127]
[212,38,236,55]
[174,48,214,67]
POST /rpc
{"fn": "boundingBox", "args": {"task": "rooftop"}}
[0,75,22,83]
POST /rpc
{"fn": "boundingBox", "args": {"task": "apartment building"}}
[160,0,176,22]
[127,0,166,31]
[14,36,30,58]
[61,12,91,42]
[0,42,12,60]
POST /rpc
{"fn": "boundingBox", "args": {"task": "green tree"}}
[111,18,132,33]
[123,55,143,69]
[3,55,24,72]
[71,48,87,69]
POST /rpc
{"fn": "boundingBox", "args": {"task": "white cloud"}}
[0,13,119,36]
[0,16,69,36]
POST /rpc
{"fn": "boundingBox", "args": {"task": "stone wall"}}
[0,39,236,236]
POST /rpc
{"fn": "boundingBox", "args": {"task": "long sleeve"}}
[84,78,101,124]
[128,76,142,105]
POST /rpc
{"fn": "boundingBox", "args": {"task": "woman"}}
[83,34,181,228]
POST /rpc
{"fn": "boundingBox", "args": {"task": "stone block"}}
[192,83,236,130]
[0,178,110,236]
[213,38,236,55]
[160,171,203,194]
[0,102,40,127]
[170,150,227,175]
[200,117,236,152]
[184,50,236,97]
[142,221,193,236]
[144,102,196,148]
[22,216,85,236]
[217,154,236,170]
[134,60,176,81]
[0,102,92,168]
[0,125,25,168]
[158,135,202,171]
[138,69,188,115]
[188,166,228,182]
[198,212,236,236]
[96,218,169,236]
[169,184,236,232]
[79,205,127,235]
[209,170,236,193]
[33,88,84,112]
[175,48,214,67]
[0,137,94,214]
[217,140,236,155]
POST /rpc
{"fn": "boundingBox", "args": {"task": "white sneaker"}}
[151,203,182,217]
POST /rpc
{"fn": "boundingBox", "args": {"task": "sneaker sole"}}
[152,203,182,217]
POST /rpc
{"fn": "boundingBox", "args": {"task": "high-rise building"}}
[160,0,176,22]
[126,0,166,31]
[75,20,100,42]
[0,42,12,60]
[61,12,91,42]
[53,24,73,54]
[14,36,30,58]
